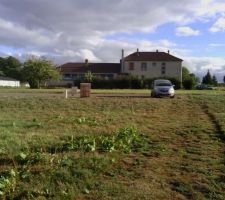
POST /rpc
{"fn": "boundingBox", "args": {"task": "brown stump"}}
[80,83,91,98]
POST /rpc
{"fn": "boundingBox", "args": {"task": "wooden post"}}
[64,89,68,99]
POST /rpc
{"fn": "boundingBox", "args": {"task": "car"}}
[195,84,213,90]
[151,79,175,98]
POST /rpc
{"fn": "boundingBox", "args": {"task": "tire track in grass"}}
[166,96,225,200]
[199,102,225,198]
[196,100,225,199]
[201,104,225,141]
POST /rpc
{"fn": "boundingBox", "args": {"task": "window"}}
[72,74,78,79]
[153,62,157,66]
[161,63,166,75]
[161,66,166,75]
[129,62,134,70]
[64,74,71,80]
[141,62,147,71]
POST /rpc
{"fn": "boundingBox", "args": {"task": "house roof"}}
[58,62,121,74]
[0,76,19,81]
[124,51,183,62]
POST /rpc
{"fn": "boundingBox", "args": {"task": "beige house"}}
[58,50,183,84]
[122,50,183,80]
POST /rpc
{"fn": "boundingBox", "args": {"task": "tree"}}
[182,66,190,81]
[202,70,213,85]
[223,75,225,84]
[0,56,22,80]
[84,71,94,82]
[22,57,60,88]
[212,75,218,86]
[182,66,199,89]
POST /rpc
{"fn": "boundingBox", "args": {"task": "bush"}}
[130,77,144,89]
[167,77,181,89]
[183,79,195,90]
[114,76,133,89]
[143,78,154,89]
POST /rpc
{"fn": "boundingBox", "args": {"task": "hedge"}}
[72,76,181,89]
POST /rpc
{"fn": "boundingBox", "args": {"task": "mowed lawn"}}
[0,91,224,199]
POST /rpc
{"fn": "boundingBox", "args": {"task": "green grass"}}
[0,87,63,93]
[0,87,225,95]
[0,91,224,199]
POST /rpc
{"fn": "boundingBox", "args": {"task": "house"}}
[0,76,20,87]
[58,60,121,81]
[58,50,183,82]
[122,49,183,80]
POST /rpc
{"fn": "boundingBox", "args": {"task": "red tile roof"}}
[58,63,121,73]
[124,52,183,62]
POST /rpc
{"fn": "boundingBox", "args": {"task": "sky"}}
[0,0,225,81]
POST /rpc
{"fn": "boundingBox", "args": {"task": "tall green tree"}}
[182,66,199,89]
[22,57,60,88]
[182,66,190,81]
[202,70,213,85]
[212,75,218,86]
[223,75,225,84]
[0,56,22,80]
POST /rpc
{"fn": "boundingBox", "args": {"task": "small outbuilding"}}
[0,76,20,87]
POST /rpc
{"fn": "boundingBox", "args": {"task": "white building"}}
[122,50,183,80]
[0,76,20,87]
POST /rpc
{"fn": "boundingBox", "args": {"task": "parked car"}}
[151,79,175,98]
[195,84,213,90]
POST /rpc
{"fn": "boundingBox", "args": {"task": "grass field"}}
[0,87,225,95]
[0,91,224,199]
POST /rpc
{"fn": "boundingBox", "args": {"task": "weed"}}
[76,117,99,126]
[62,126,150,154]
[0,169,17,198]
[58,156,73,167]
[171,180,193,198]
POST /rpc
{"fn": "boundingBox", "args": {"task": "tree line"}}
[181,67,224,89]
[0,56,224,89]
[0,56,60,88]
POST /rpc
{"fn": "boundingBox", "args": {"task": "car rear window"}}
[155,82,172,86]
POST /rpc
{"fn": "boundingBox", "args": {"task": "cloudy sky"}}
[0,0,225,81]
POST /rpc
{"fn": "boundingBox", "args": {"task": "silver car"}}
[151,79,175,98]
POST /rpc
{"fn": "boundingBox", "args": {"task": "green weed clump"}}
[0,169,17,198]
[64,126,149,154]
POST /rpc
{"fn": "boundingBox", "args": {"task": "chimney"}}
[121,49,124,73]
[168,50,170,54]
[156,49,158,52]
[137,48,139,56]
[85,59,88,65]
